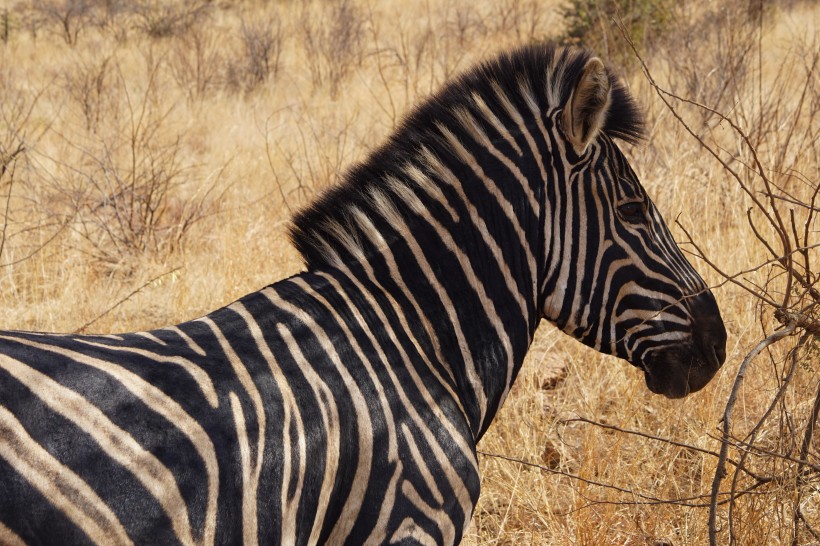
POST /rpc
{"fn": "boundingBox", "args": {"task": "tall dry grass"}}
[0,0,817,544]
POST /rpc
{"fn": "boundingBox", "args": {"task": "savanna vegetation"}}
[0,0,817,543]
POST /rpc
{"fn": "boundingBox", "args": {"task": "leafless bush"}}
[91,0,130,42]
[560,0,675,68]
[237,16,283,91]
[446,5,487,49]
[2,8,11,44]
[300,0,365,99]
[0,88,31,187]
[44,62,226,270]
[0,73,54,268]
[431,3,485,82]
[27,0,94,45]
[264,107,359,211]
[133,0,209,39]
[223,15,284,95]
[363,5,436,128]
[487,0,547,42]
[658,0,764,128]
[0,100,30,264]
[62,54,112,132]
[169,24,224,100]
[363,0,491,128]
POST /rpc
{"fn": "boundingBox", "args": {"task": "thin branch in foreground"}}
[675,220,778,307]
[793,372,820,544]
[775,309,820,336]
[708,323,798,546]
[562,416,772,482]
[476,449,770,510]
[73,267,182,334]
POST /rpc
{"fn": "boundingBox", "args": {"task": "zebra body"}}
[1,272,480,545]
[0,45,726,545]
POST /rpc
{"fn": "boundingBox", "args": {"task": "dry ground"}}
[0,0,817,544]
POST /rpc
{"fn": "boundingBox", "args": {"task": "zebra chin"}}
[641,342,725,399]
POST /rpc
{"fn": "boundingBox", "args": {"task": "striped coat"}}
[0,44,726,545]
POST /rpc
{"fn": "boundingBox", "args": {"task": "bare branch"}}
[563,416,772,482]
[709,323,798,546]
[74,267,182,334]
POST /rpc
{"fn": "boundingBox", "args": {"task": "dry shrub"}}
[658,1,766,127]
[2,8,10,44]
[264,107,362,211]
[62,53,113,131]
[91,0,130,41]
[559,0,675,67]
[230,15,284,93]
[26,0,95,44]
[488,0,549,42]
[169,13,284,99]
[239,16,283,87]
[41,59,225,272]
[132,0,210,39]
[363,0,556,131]
[300,0,366,99]
[0,67,53,270]
[169,23,224,100]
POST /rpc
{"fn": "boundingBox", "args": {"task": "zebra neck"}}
[288,94,555,437]
[313,174,540,438]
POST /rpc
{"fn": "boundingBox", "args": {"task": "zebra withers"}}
[0,45,726,545]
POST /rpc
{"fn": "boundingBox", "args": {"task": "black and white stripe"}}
[0,45,726,545]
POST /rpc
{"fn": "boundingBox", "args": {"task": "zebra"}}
[0,44,726,545]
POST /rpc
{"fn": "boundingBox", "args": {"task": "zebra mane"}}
[289,44,644,268]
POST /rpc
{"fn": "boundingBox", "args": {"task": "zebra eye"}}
[617,201,646,224]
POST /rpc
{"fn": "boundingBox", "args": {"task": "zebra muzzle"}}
[642,292,727,399]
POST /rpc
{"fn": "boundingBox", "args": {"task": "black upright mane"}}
[288,43,644,268]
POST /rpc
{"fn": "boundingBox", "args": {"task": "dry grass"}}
[0,0,817,544]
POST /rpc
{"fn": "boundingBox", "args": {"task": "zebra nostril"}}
[699,327,727,369]
[699,340,723,369]
[690,293,727,369]
[714,341,726,365]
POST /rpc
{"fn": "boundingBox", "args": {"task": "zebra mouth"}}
[641,344,723,399]
[638,294,728,399]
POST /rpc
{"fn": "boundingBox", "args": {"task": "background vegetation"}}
[0,0,817,543]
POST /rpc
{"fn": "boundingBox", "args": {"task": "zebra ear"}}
[563,57,612,155]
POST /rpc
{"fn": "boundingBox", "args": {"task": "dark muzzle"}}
[643,292,727,398]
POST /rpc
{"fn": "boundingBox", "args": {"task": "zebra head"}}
[290,45,727,404]
[541,53,727,398]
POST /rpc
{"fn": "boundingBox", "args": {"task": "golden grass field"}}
[0,0,817,544]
